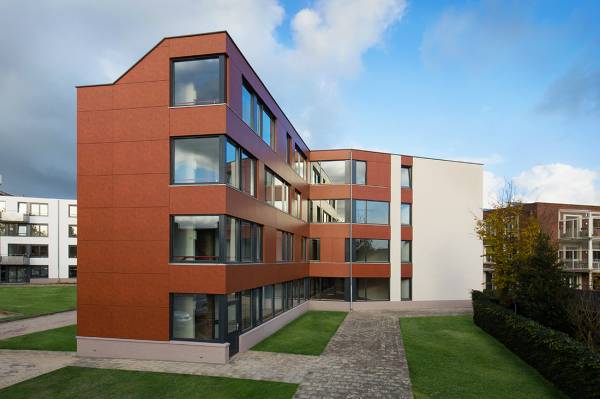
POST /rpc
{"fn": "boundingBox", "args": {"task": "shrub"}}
[472,290,600,399]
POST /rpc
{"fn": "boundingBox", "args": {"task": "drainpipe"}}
[349,151,353,312]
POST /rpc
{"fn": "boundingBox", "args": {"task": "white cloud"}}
[484,163,600,209]
[514,163,600,205]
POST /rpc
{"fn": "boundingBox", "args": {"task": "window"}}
[274,283,284,315]
[401,166,412,188]
[353,200,389,224]
[68,245,77,259]
[26,203,48,216]
[242,82,275,147]
[8,244,48,258]
[265,168,289,213]
[401,203,411,225]
[292,191,301,219]
[286,133,292,164]
[401,240,412,263]
[171,215,262,263]
[68,225,78,238]
[225,139,256,196]
[171,294,220,341]
[31,265,48,278]
[401,278,412,301]
[308,238,320,261]
[172,137,221,184]
[0,224,47,237]
[310,200,349,223]
[172,216,220,262]
[310,277,345,300]
[356,278,390,301]
[311,160,366,184]
[18,202,27,214]
[262,285,274,321]
[171,56,225,106]
[294,147,306,179]
[252,288,261,325]
[30,224,48,237]
[69,265,77,278]
[68,205,77,218]
[241,290,252,331]
[276,231,293,262]
[346,239,390,263]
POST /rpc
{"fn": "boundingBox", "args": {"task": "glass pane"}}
[227,293,237,333]
[225,141,239,189]
[276,231,283,261]
[367,201,389,224]
[30,204,39,215]
[315,161,346,184]
[263,285,273,320]
[354,200,367,224]
[242,85,253,126]
[173,137,220,184]
[255,226,263,262]
[40,204,48,216]
[401,167,411,188]
[309,239,320,261]
[365,239,389,262]
[401,203,411,225]
[241,290,252,330]
[172,294,195,340]
[401,240,412,263]
[265,170,274,206]
[224,216,238,262]
[172,58,222,106]
[354,161,366,185]
[261,109,272,146]
[172,216,220,262]
[240,151,255,196]
[241,221,252,262]
[274,284,283,314]
[366,278,389,300]
[18,203,27,214]
[401,278,412,300]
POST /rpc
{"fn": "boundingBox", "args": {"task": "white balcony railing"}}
[0,211,29,223]
[561,259,588,270]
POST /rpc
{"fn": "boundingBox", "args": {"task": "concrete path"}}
[0,311,76,340]
[0,350,76,389]
[294,311,413,398]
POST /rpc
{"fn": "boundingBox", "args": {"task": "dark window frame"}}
[401,166,412,188]
[170,54,227,107]
[345,239,390,263]
[241,80,276,149]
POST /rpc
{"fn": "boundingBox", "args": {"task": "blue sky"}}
[0,0,598,205]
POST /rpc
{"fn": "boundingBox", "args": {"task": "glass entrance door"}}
[226,293,240,356]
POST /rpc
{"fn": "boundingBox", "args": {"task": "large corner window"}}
[171,56,225,107]
[171,215,262,263]
[173,137,221,184]
[171,294,220,341]
[172,136,256,196]
[309,200,349,223]
[242,82,275,148]
[345,239,390,263]
[311,160,366,185]
[401,166,412,188]
[265,168,289,213]
[353,200,389,225]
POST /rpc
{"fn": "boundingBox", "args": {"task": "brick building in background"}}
[483,202,600,291]
[77,31,482,363]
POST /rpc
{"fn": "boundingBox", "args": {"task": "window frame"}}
[345,238,390,263]
[170,55,227,108]
[401,203,412,226]
[401,166,412,188]
[241,80,276,149]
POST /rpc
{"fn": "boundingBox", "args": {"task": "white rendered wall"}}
[412,158,483,301]
[0,195,77,280]
[389,155,402,301]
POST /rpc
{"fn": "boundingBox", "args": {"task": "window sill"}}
[169,103,226,109]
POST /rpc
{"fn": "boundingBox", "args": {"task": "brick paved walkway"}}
[294,311,413,398]
[0,311,76,340]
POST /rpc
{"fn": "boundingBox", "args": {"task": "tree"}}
[517,232,571,331]
[476,184,541,308]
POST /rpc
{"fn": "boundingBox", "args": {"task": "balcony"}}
[0,255,30,266]
[0,211,29,223]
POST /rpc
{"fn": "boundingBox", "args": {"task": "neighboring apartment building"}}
[0,195,77,283]
[483,202,600,291]
[77,31,482,363]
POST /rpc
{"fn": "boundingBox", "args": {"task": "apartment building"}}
[0,194,77,283]
[77,31,482,363]
[483,202,600,290]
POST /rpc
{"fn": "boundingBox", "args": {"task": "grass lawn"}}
[252,311,347,355]
[0,366,298,399]
[401,316,566,399]
[0,285,76,321]
[0,324,76,351]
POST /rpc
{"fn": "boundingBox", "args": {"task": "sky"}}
[0,0,598,207]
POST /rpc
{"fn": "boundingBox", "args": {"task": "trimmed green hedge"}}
[472,290,600,399]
